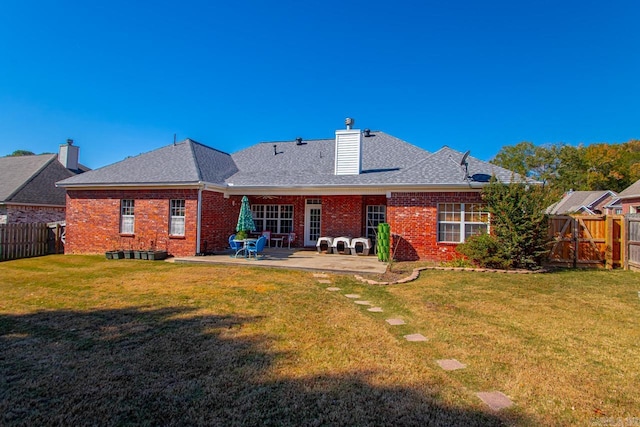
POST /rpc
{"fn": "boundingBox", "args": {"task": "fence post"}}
[605,215,613,269]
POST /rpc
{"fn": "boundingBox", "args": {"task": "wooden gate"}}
[548,215,622,268]
[625,214,640,271]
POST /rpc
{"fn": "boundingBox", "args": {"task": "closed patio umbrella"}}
[236,196,256,234]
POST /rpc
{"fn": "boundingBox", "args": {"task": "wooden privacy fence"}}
[625,214,640,271]
[0,222,65,261]
[547,215,623,269]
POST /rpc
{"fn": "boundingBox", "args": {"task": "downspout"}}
[196,184,203,255]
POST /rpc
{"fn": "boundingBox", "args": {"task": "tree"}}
[457,179,553,270]
[6,150,36,157]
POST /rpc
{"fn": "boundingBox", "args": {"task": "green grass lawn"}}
[1,256,639,426]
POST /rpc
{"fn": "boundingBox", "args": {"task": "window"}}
[251,204,293,233]
[169,199,186,236]
[437,203,489,243]
[120,200,135,234]
[366,205,386,243]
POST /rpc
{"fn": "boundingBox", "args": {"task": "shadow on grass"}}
[1,307,530,426]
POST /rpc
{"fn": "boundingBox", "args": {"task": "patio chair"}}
[261,231,271,247]
[229,234,244,257]
[285,232,296,249]
[246,235,267,259]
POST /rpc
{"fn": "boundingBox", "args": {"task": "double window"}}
[437,203,489,243]
[251,204,293,234]
[120,200,135,234]
[169,199,186,236]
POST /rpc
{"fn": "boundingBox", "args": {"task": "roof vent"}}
[296,137,304,145]
[345,117,355,130]
[363,129,371,137]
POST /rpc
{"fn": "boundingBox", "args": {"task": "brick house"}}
[546,190,618,215]
[617,179,640,214]
[57,123,516,261]
[1,140,88,224]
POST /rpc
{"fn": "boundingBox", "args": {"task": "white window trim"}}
[437,203,489,243]
[251,204,294,234]
[366,205,386,241]
[120,200,135,234]
[169,199,186,236]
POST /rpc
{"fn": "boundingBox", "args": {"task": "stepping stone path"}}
[316,271,514,412]
[476,391,513,411]
[436,359,466,371]
[403,333,428,342]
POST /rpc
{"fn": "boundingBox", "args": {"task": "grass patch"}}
[1,256,638,425]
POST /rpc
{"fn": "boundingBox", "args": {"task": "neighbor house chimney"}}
[58,138,79,170]
[334,118,362,175]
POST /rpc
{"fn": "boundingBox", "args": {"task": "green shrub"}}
[456,234,511,269]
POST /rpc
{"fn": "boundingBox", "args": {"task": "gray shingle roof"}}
[58,131,520,189]
[546,190,616,215]
[618,179,640,199]
[227,132,431,187]
[0,154,75,205]
[58,139,237,187]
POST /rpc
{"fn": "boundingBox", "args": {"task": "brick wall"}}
[387,191,483,262]
[622,197,640,214]
[66,189,199,256]
[66,189,482,261]
[0,205,65,225]
[321,195,363,238]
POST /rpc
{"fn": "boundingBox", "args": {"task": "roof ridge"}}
[185,139,204,182]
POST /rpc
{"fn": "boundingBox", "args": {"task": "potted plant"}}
[147,238,168,261]
[123,242,134,259]
[235,230,248,241]
[134,238,145,259]
[106,237,124,259]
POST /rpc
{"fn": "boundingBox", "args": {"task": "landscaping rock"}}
[404,333,428,342]
[476,391,513,411]
[435,359,466,371]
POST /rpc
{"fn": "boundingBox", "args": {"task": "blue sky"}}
[1,0,638,169]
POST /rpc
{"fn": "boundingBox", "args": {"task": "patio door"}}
[304,199,322,246]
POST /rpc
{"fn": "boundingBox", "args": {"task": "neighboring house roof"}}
[58,131,521,191]
[0,154,77,205]
[546,190,617,215]
[617,179,640,200]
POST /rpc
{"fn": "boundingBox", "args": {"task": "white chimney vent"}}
[334,129,362,175]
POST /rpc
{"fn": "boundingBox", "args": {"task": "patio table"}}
[233,238,257,258]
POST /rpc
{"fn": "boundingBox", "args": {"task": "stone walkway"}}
[314,271,515,412]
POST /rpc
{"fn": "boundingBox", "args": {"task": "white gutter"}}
[196,183,203,255]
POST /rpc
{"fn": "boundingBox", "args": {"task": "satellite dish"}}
[460,150,470,166]
[471,173,492,183]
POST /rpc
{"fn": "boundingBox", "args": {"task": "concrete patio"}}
[171,248,388,274]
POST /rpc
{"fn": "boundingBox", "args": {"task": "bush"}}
[456,234,511,269]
